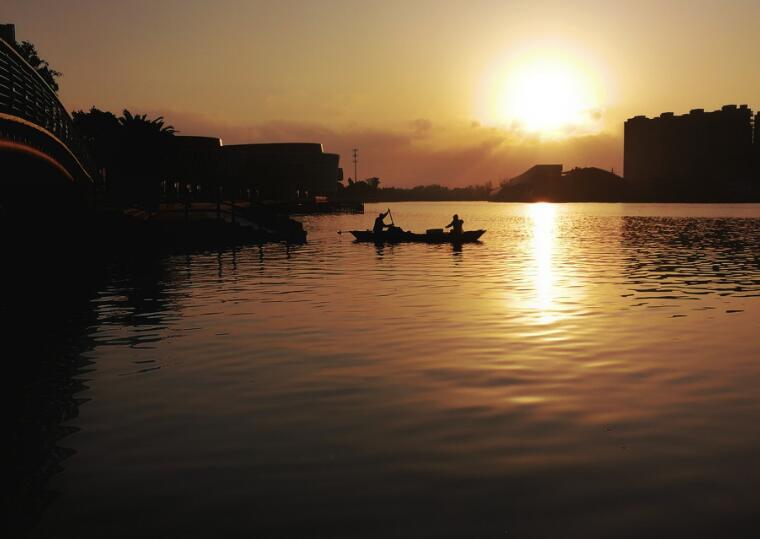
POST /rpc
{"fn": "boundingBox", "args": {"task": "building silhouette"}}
[168,138,342,202]
[755,112,760,179]
[508,164,563,186]
[220,143,341,200]
[494,164,624,202]
[624,105,756,198]
[0,23,15,43]
[167,136,223,200]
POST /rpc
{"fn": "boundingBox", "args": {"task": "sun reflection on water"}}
[529,203,557,324]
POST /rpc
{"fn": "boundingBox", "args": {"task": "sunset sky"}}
[6,0,759,186]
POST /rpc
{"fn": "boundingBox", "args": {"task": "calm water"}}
[12,202,760,538]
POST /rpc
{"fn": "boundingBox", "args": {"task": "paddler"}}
[445,214,464,236]
[373,209,392,235]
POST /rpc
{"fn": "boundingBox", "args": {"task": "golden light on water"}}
[530,202,557,324]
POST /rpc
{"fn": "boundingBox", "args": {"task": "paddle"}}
[338,209,393,235]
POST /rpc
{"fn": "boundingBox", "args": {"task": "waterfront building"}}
[169,139,342,202]
[169,136,223,199]
[624,105,754,192]
[219,143,341,200]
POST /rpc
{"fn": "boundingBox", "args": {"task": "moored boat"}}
[349,229,485,244]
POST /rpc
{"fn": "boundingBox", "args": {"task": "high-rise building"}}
[624,105,754,190]
[755,112,760,181]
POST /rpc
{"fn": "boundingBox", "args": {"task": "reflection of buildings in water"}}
[7,251,186,534]
[8,273,99,534]
[100,254,181,346]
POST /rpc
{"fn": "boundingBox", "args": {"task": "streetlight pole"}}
[352,148,358,183]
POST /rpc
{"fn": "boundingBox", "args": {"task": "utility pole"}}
[352,148,358,183]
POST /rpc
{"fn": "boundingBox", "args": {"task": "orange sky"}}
[5,0,759,186]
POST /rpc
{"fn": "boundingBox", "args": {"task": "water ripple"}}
[27,202,760,538]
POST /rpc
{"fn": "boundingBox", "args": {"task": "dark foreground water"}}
[10,202,760,538]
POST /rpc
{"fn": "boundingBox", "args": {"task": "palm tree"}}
[117,110,177,208]
[72,107,121,175]
[118,110,176,135]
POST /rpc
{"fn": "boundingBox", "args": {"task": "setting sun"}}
[503,61,599,136]
[479,54,604,139]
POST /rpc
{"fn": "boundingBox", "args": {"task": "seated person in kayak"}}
[373,210,392,234]
[445,214,464,235]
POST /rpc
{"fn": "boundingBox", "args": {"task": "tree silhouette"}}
[337,178,495,202]
[117,110,177,207]
[118,110,176,135]
[13,40,62,92]
[72,107,121,173]
[72,107,177,207]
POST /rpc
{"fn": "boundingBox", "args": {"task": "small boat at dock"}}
[349,229,485,244]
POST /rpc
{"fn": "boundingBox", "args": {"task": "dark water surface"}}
[13,202,760,538]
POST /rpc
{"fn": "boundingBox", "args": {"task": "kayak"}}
[350,229,486,244]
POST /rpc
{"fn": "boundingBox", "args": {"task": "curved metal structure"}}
[0,36,97,185]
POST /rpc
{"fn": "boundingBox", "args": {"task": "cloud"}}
[135,108,623,187]
[411,118,434,136]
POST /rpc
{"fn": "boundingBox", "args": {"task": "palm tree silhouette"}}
[117,110,177,208]
[118,110,176,135]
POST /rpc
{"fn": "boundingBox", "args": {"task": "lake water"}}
[12,202,760,538]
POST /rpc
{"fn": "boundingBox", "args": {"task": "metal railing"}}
[0,36,97,181]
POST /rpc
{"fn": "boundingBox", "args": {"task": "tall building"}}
[755,112,760,168]
[624,105,754,191]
